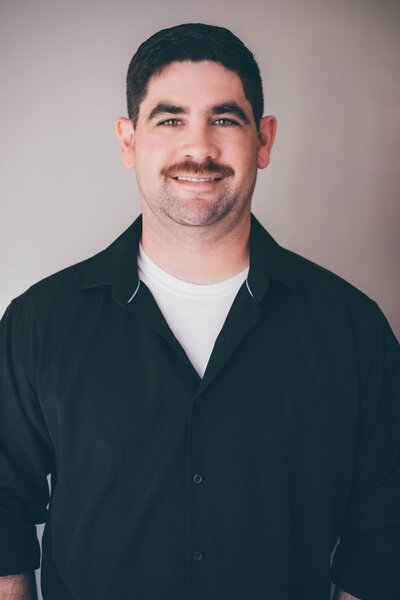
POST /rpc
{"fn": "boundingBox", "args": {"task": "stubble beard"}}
[139,159,257,231]
[147,158,244,228]
[156,183,238,228]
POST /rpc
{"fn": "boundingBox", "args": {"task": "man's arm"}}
[0,573,37,600]
[330,300,400,599]
[0,302,51,581]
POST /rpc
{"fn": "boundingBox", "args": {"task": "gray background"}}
[0,0,399,597]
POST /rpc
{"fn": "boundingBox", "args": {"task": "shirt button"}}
[194,551,203,561]
[195,396,203,406]
[193,473,203,484]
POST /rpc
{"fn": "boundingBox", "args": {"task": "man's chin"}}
[167,214,220,228]
[165,207,226,228]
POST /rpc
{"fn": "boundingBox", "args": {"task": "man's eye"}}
[213,118,238,126]
[159,119,182,126]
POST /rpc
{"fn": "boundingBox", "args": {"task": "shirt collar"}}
[247,213,304,299]
[77,213,303,304]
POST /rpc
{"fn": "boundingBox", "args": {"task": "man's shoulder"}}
[8,230,122,321]
[17,217,139,304]
[276,244,399,357]
[14,251,101,305]
[252,214,380,318]
[276,241,384,324]
[284,243,366,293]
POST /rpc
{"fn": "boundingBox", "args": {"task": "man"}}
[0,23,399,600]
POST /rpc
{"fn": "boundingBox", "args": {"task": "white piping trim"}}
[127,280,141,303]
[246,278,254,298]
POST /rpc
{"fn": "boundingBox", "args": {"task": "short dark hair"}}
[126,23,264,128]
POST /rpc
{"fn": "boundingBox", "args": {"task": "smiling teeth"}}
[175,176,219,182]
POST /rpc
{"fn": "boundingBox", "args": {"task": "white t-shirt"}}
[137,244,249,378]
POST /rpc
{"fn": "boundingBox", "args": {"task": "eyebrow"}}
[146,103,189,121]
[146,101,251,124]
[210,102,250,124]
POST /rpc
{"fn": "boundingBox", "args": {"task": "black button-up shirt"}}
[0,214,399,600]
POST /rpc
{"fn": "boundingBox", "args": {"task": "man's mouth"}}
[172,175,222,183]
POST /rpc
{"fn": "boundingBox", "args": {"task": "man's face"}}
[116,60,276,228]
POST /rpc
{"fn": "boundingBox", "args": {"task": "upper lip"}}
[171,174,223,180]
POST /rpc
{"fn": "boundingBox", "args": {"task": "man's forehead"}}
[145,60,246,95]
[141,60,251,115]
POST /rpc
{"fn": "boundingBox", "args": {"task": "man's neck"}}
[140,211,251,284]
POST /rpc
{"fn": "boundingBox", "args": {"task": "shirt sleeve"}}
[331,302,400,600]
[0,299,52,575]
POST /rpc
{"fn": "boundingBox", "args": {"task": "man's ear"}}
[115,117,135,170]
[257,115,277,169]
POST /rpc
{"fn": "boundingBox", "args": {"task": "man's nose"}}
[180,123,221,163]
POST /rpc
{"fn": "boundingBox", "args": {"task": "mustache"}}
[161,160,234,178]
